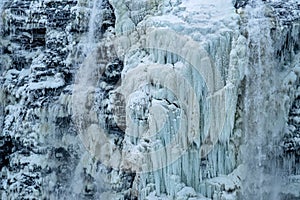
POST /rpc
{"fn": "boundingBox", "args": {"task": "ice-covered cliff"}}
[1,0,300,199]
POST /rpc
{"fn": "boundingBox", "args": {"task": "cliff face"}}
[0,0,117,198]
[1,0,300,199]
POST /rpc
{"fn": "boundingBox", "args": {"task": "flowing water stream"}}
[242,1,283,199]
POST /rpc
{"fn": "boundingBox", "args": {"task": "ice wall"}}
[72,0,243,199]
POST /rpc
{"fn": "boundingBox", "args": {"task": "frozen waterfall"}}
[1,0,300,199]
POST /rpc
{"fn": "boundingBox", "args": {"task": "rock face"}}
[1,0,300,199]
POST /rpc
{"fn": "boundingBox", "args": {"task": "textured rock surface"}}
[0,0,120,199]
[1,0,300,199]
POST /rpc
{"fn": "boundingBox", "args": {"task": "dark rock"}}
[234,0,249,9]
[0,136,13,170]
[54,147,70,161]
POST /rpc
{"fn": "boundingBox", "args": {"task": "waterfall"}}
[71,0,107,197]
[73,0,105,118]
[242,1,283,199]
[83,0,103,53]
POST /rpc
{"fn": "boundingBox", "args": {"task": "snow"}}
[28,73,65,90]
